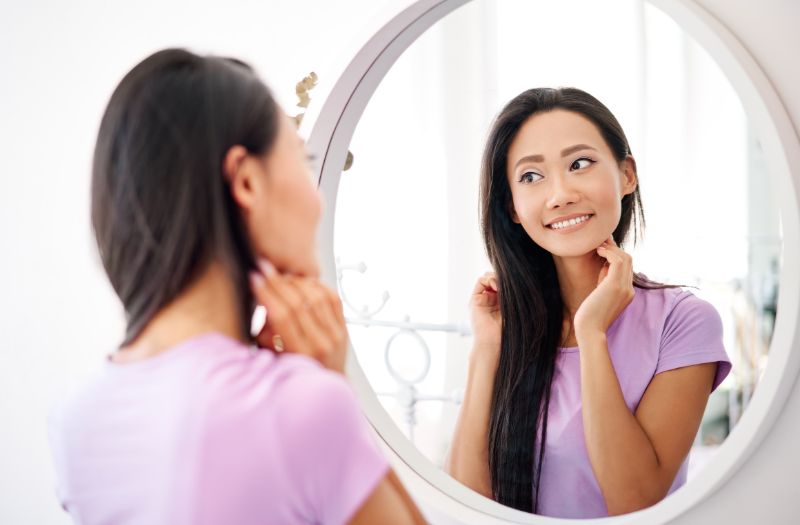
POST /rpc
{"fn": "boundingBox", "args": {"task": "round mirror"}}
[303,0,799,522]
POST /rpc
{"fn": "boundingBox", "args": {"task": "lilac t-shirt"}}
[536,286,732,518]
[48,332,390,525]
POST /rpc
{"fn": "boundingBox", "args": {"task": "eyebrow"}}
[513,144,597,170]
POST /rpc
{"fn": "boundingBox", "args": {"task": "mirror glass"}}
[332,0,781,517]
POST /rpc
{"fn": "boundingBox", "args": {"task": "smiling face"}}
[506,109,638,258]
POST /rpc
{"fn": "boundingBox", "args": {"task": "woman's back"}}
[49,332,389,525]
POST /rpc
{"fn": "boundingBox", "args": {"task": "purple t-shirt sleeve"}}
[656,291,732,393]
[276,367,390,525]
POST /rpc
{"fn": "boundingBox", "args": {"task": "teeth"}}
[550,214,591,230]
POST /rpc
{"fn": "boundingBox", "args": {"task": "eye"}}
[570,157,595,171]
[518,171,542,184]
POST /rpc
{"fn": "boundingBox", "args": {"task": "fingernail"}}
[249,270,265,289]
[258,258,275,276]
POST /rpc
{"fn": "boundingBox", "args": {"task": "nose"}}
[546,174,580,209]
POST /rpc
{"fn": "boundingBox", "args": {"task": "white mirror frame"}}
[300,1,800,523]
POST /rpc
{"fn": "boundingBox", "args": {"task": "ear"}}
[620,155,638,196]
[224,145,259,211]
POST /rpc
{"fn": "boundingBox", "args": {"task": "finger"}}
[280,275,330,339]
[250,270,291,351]
[250,263,328,357]
[289,278,349,359]
[261,302,312,356]
[249,260,296,312]
[294,280,347,352]
[256,259,303,307]
[600,243,633,273]
[473,290,499,309]
[266,274,324,338]
[596,245,623,261]
[596,247,632,284]
[253,267,318,356]
[473,274,498,295]
[249,269,270,306]
[596,246,625,273]
[249,269,293,331]
[254,320,279,351]
[317,282,345,325]
[599,239,632,260]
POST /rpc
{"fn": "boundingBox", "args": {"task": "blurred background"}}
[0,0,782,523]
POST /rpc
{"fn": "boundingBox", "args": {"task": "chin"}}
[545,245,598,258]
[306,263,322,279]
[294,256,321,278]
[270,246,319,277]
[535,232,611,259]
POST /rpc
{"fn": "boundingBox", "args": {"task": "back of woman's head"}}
[92,48,280,347]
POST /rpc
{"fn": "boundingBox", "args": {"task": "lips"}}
[545,213,594,229]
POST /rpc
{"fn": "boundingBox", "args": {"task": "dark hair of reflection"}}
[480,87,680,513]
[91,48,280,348]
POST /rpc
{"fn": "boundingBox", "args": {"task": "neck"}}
[552,251,607,319]
[113,260,247,362]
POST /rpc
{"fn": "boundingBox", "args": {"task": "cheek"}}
[512,194,550,244]
[289,177,322,245]
[247,186,304,263]
[242,202,270,260]
[513,193,544,226]
[312,191,323,223]
[597,186,624,221]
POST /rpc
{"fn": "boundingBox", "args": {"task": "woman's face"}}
[505,109,637,258]
[230,111,323,277]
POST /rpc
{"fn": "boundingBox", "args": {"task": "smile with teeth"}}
[548,214,593,230]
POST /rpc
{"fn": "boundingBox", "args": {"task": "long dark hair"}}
[480,87,677,512]
[91,48,280,348]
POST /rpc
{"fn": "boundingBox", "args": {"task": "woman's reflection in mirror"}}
[445,87,732,518]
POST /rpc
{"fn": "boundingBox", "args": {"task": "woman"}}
[444,87,732,518]
[48,48,425,525]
